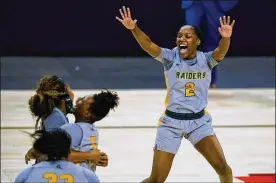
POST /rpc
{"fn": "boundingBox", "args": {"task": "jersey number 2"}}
[43,173,73,183]
[90,136,98,149]
[185,82,195,97]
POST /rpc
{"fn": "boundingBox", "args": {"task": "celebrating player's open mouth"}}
[178,44,188,54]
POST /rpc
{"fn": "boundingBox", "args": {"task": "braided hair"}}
[28,75,67,130]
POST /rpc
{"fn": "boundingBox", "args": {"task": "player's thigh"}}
[194,134,228,172]
[187,115,227,169]
[150,118,182,179]
[155,118,182,155]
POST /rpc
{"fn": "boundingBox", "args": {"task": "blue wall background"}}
[1,0,275,56]
[1,0,275,89]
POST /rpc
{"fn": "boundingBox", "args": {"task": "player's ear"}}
[196,39,201,46]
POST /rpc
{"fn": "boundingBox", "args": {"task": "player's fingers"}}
[99,159,107,163]
[227,16,231,25]
[223,16,226,25]
[96,164,106,167]
[97,162,108,167]
[231,20,236,27]
[127,7,132,18]
[119,9,125,19]
[100,155,108,160]
[96,160,107,165]
[122,6,127,17]
[116,16,123,22]
[219,17,223,27]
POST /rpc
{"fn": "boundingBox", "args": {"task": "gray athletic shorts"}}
[154,112,215,154]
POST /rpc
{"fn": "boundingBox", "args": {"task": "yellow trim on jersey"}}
[157,112,166,127]
[90,136,98,150]
[164,73,169,107]
[204,109,209,114]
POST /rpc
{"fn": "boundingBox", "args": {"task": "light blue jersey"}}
[61,122,99,171]
[155,47,219,113]
[153,47,218,153]
[14,160,100,183]
[42,108,69,131]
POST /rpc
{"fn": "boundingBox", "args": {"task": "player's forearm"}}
[213,37,230,61]
[131,25,153,52]
[68,150,94,163]
[218,37,230,55]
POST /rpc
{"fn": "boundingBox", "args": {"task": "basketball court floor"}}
[1,89,275,182]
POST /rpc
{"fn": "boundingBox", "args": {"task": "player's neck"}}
[58,103,67,115]
[186,52,197,60]
[75,116,94,124]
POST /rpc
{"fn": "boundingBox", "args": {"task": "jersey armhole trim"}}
[75,123,84,147]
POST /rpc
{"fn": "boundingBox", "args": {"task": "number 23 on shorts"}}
[185,82,195,97]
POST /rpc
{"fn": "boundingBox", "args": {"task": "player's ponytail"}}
[29,75,68,130]
[89,89,119,122]
[28,93,58,130]
[31,129,71,161]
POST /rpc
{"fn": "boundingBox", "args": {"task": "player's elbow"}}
[212,50,226,62]
[213,55,225,62]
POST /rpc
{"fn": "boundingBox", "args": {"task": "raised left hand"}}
[218,16,235,38]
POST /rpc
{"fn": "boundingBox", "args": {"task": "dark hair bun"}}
[102,89,119,110]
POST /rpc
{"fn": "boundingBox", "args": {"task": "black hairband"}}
[57,78,66,86]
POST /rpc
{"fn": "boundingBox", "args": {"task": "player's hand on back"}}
[89,150,108,167]
[116,6,137,30]
[96,151,108,167]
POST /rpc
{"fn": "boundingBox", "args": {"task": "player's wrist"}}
[87,151,98,161]
[130,24,138,31]
[221,37,230,40]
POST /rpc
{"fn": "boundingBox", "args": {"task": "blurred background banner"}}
[1,0,275,89]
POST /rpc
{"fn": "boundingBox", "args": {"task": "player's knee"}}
[213,160,232,176]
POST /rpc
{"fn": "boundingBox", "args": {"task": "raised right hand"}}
[116,6,137,30]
